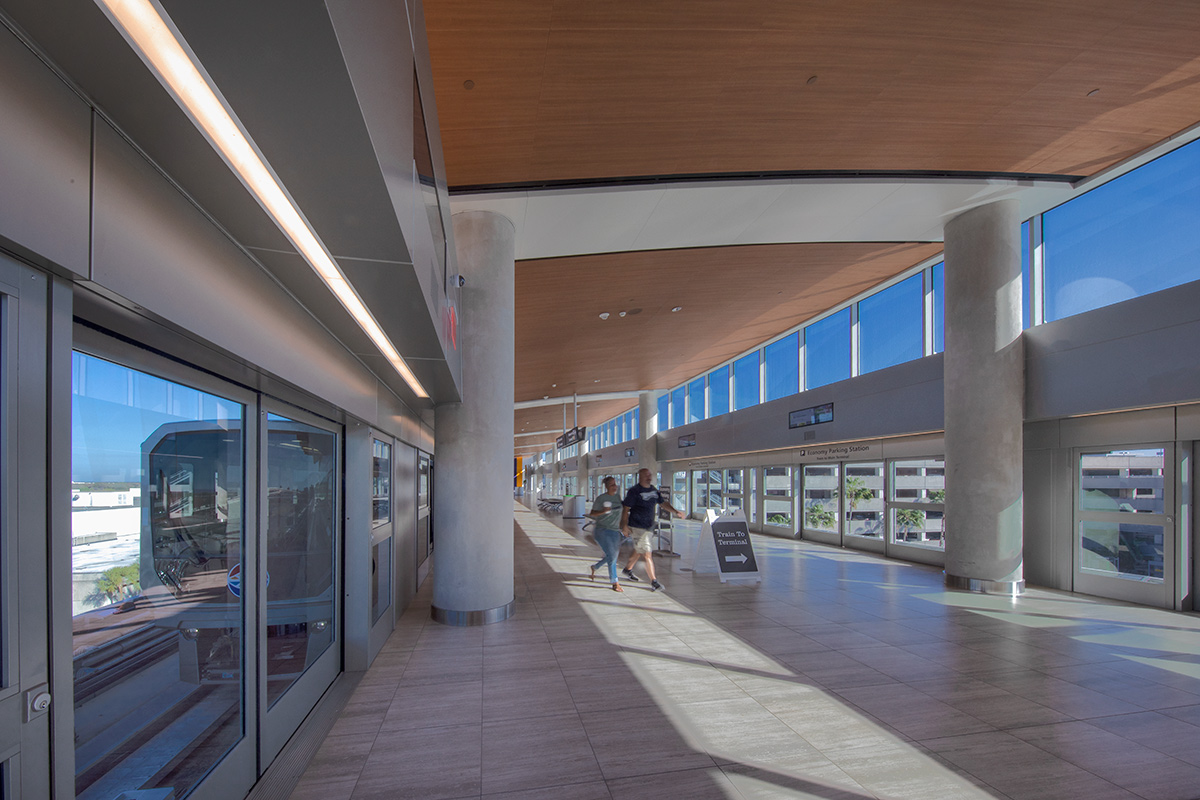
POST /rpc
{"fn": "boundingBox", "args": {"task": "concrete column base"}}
[945,573,1026,596]
[431,600,517,626]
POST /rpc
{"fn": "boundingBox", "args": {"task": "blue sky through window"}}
[764,332,799,401]
[733,352,760,410]
[1044,137,1200,321]
[859,274,923,375]
[805,308,851,390]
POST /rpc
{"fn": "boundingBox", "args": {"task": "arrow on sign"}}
[723,554,748,564]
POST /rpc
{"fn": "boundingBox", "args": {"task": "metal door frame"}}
[0,258,51,798]
[1072,443,1176,608]
[66,322,262,800]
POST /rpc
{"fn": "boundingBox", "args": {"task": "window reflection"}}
[844,462,884,537]
[265,414,337,706]
[71,352,243,800]
[802,464,839,533]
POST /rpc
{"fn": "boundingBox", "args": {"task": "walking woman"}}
[588,476,625,591]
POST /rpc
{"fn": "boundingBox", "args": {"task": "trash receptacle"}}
[563,495,587,519]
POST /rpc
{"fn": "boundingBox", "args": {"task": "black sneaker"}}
[622,568,640,582]
[650,580,663,592]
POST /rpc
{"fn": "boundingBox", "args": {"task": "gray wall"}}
[0,21,432,450]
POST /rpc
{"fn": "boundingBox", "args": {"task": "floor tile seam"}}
[1015,716,1200,776]
[1000,724,1194,800]
[711,763,878,800]
[907,667,1071,721]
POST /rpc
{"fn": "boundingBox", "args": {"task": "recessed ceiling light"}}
[807,75,818,85]
[619,311,626,317]
[671,306,683,313]
[551,383,556,387]
[599,312,610,320]
[463,80,475,90]
[1087,88,1100,97]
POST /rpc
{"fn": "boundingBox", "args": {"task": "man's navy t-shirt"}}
[623,484,662,529]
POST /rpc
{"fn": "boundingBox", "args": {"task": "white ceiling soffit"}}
[449,177,1076,261]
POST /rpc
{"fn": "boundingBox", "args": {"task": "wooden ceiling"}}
[424,0,1200,452]
[425,0,1200,186]
[512,242,941,449]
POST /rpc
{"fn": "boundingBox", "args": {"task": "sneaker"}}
[622,568,640,582]
[650,580,663,592]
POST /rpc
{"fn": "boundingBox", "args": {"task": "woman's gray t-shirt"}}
[590,493,623,531]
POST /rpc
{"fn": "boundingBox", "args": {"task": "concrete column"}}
[432,211,516,625]
[550,446,560,495]
[638,391,663,481]
[576,452,589,498]
[943,199,1025,595]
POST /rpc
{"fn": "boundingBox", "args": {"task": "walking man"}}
[621,468,685,591]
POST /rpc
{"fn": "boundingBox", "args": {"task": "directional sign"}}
[711,519,759,576]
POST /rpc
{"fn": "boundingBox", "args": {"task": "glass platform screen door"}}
[259,406,341,764]
[368,436,394,661]
[1074,445,1176,608]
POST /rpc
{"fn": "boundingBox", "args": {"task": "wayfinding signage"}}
[789,402,834,429]
[711,519,759,577]
[691,510,761,583]
[797,441,882,462]
[556,426,586,449]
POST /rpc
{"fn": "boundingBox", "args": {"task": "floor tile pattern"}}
[290,501,1200,799]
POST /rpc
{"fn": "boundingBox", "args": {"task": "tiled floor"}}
[290,501,1200,800]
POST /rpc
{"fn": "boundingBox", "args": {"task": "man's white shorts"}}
[629,527,653,554]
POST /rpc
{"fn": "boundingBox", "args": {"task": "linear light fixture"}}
[94,0,430,399]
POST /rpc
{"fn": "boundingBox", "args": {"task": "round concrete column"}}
[576,453,589,498]
[638,391,663,480]
[943,199,1025,596]
[432,211,517,625]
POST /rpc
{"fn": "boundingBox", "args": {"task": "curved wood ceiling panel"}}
[513,241,942,437]
[426,0,1200,187]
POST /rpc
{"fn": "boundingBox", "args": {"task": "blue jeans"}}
[592,527,623,584]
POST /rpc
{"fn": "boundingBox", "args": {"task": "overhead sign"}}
[789,402,834,429]
[678,433,696,448]
[624,447,636,458]
[797,442,881,462]
[556,426,586,449]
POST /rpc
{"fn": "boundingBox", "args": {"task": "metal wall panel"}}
[90,119,383,426]
[393,441,419,613]
[0,23,90,276]
[1026,279,1200,421]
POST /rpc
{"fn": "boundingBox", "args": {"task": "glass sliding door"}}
[721,469,742,515]
[71,349,254,800]
[672,472,688,518]
[368,437,394,660]
[1074,446,1175,607]
[844,462,884,546]
[260,409,340,763]
[802,463,840,543]
[762,466,794,535]
[889,458,946,549]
